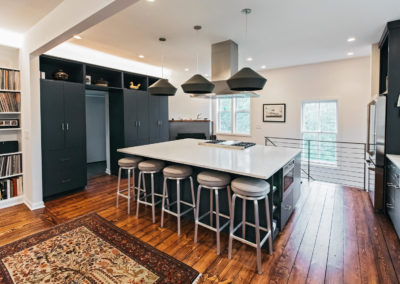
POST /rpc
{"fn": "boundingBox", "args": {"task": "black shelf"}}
[123,72,147,91]
[86,65,122,88]
[40,56,84,83]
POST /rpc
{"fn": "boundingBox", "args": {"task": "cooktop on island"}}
[198,140,256,150]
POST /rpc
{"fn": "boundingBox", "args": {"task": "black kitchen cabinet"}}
[386,158,400,238]
[124,89,149,146]
[148,94,169,143]
[41,80,87,199]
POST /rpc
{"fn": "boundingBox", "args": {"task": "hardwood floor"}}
[0,175,399,283]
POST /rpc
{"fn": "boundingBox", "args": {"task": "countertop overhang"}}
[118,139,301,179]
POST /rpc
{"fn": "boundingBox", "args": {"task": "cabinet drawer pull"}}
[61,123,65,131]
[284,204,292,210]
[61,178,71,184]
[386,203,394,209]
[387,182,400,189]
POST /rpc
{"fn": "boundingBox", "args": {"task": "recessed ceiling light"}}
[185,68,189,71]
[138,54,144,58]
[147,0,155,2]
[247,57,253,62]
[204,74,209,77]
[73,35,82,40]
[347,37,356,42]
[261,65,266,69]
[347,52,354,56]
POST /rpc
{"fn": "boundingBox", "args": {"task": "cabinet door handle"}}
[61,123,65,131]
[60,157,71,162]
[387,202,394,209]
[138,121,141,127]
[66,123,69,131]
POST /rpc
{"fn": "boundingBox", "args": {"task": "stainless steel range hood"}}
[191,40,259,99]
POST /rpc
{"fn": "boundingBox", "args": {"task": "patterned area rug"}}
[0,213,199,283]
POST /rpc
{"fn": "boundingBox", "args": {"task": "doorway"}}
[85,90,110,178]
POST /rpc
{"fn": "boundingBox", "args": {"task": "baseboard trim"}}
[24,198,45,210]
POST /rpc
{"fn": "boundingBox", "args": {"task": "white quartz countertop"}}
[118,139,301,179]
[387,154,400,169]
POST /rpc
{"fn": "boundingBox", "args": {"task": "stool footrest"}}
[198,210,230,221]
[231,221,271,248]
[196,219,230,232]
[162,207,194,218]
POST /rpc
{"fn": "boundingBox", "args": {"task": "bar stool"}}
[194,171,231,255]
[116,157,143,214]
[160,165,196,236]
[136,159,165,223]
[228,177,273,274]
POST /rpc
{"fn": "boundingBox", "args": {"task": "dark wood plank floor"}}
[0,175,399,283]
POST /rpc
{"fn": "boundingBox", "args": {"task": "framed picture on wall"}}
[263,104,286,122]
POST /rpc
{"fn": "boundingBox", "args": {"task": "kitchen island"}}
[119,139,301,245]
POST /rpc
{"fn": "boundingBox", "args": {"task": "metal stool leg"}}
[215,189,221,255]
[265,195,273,255]
[189,176,196,216]
[151,173,156,223]
[116,167,122,208]
[210,189,214,227]
[127,169,131,214]
[194,185,202,243]
[177,179,181,236]
[161,177,167,228]
[136,171,142,218]
[131,168,136,201]
[228,194,237,259]
[242,198,246,238]
[254,200,262,274]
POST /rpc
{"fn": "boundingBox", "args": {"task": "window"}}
[216,97,250,135]
[301,100,337,163]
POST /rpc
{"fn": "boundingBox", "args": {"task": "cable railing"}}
[265,137,366,190]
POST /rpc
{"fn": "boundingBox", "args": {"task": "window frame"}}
[216,97,251,136]
[301,99,338,165]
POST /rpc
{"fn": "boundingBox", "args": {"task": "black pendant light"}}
[227,8,267,91]
[148,37,177,96]
[181,26,214,94]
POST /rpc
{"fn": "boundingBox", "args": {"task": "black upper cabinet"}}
[124,89,149,146]
[86,65,122,88]
[123,73,148,91]
[40,56,84,83]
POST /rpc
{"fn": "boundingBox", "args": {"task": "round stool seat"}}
[231,177,270,197]
[118,157,143,168]
[138,160,165,172]
[163,165,193,179]
[197,171,231,188]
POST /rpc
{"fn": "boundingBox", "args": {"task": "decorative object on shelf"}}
[40,72,45,79]
[94,78,108,87]
[263,104,286,123]
[227,8,267,92]
[52,69,69,81]
[182,26,214,95]
[85,75,91,85]
[129,82,141,89]
[0,119,19,128]
[148,38,177,96]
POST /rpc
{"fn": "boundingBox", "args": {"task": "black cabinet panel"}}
[124,91,138,142]
[148,94,169,142]
[136,92,149,140]
[40,80,65,150]
[386,159,400,238]
[64,82,86,149]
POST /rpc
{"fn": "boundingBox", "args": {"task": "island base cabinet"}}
[386,159,400,238]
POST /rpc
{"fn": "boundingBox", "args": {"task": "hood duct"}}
[191,40,260,99]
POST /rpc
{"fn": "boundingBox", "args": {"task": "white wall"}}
[217,56,371,145]
[0,45,19,69]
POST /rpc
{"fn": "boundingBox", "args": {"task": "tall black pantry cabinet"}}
[40,80,87,199]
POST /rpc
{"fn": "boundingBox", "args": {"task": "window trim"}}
[215,97,251,136]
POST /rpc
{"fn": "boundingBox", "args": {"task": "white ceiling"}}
[69,0,400,76]
[0,0,63,33]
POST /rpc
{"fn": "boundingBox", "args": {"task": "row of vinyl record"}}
[0,154,22,177]
[0,93,20,112]
[0,69,20,91]
[0,177,23,200]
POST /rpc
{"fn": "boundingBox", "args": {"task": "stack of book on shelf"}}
[0,92,20,112]
[0,177,23,200]
[0,69,20,90]
[0,154,21,177]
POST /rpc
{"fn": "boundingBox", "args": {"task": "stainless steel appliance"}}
[283,159,295,195]
[366,95,386,210]
[198,140,256,150]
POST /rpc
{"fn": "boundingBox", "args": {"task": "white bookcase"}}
[0,66,23,209]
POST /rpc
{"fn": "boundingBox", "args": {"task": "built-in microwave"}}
[283,160,295,195]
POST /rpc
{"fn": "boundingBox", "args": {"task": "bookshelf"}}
[0,67,23,209]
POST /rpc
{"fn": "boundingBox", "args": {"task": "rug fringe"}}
[192,273,203,284]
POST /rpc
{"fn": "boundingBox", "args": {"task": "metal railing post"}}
[363,143,366,191]
[308,140,311,182]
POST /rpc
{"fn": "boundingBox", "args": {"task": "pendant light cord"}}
[161,42,165,78]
